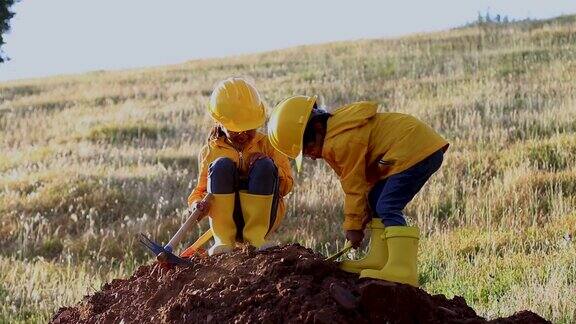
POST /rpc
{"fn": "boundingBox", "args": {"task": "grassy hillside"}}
[1,15,576,323]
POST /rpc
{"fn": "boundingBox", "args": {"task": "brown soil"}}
[50,244,550,324]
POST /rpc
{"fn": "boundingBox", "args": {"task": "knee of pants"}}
[208,157,236,194]
[248,157,277,195]
[368,180,387,215]
[375,201,407,226]
[375,199,404,218]
[249,157,276,179]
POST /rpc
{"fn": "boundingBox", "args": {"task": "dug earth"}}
[51,244,549,324]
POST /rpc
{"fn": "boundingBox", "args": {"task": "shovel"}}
[326,240,353,261]
[139,193,214,266]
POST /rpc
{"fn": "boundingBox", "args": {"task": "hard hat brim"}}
[209,102,266,132]
[267,95,318,166]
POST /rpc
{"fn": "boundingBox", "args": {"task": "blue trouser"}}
[207,157,277,194]
[207,157,279,239]
[368,149,444,227]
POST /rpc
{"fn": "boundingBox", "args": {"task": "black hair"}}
[207,124,226,142]
[302,106,331,146]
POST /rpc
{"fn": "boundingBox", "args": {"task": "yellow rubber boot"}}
[360,226,420,287]
[208,193,237,255]
[339,219,387,274]
[239,191,273,248]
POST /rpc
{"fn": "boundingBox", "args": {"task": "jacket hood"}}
[325,101,378,139]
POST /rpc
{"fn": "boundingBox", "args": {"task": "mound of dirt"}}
[51,244,549,324]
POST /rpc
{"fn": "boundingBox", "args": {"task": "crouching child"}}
[267,96,448,286]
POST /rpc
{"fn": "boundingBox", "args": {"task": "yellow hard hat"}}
[267,95,317,171]
[208,77,266,132]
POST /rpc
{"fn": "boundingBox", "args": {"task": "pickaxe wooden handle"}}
[165,193,214,252]
[140,194,215,265]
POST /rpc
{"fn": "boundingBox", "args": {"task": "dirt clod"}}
[50,244,550,324]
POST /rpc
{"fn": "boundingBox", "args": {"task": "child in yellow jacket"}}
[267,96,448,286]
[188,78,293,255]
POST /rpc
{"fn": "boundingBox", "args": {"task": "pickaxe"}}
[139,193,214,266]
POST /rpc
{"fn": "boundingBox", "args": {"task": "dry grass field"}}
[1,15,575,323]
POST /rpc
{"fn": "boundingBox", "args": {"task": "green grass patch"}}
[87,123,174,144]
[155,153,197,170]
[499,134,576,171]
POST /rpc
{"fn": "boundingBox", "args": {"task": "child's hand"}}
[345,230,364,248]
[249,152,268,169]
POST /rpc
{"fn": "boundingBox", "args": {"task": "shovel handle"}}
[326,241,353,261]
[166,193,214,250]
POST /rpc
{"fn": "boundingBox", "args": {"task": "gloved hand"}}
[191,199,211,219]
[345,229,364,249]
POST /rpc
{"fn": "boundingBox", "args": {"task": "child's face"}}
[223,128,256,148]
[302,119,326,160]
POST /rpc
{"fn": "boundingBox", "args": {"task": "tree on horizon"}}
[1,0,19,63]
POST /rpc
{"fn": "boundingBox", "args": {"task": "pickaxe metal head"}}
[138,233,192,266]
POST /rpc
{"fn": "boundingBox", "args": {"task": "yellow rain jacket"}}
[188,132,294,233]
[322,102,449,230]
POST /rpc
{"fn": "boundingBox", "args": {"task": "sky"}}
[1,0,575,82]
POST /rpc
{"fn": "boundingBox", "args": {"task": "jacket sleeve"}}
[187,145,210,206]
[333,141,371,230]
[271,148,294,197]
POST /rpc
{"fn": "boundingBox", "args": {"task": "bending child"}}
[267,96,448,286]
[188,78,293,255]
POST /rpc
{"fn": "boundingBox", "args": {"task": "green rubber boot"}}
[239,191,274,248]
[208,193,237,255]
[339,219,387,274]
[360,226,420,287]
